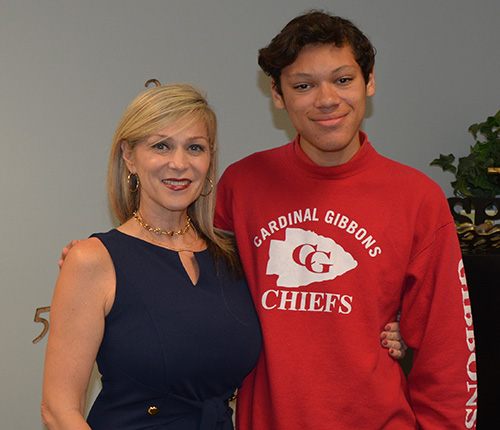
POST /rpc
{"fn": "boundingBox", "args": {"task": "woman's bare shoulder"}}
[58,237,114,290]
[55,237,115,313]
[63,237,110,268]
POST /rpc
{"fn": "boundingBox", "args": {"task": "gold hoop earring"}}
[127,172,140,193]
[200,177,213,197]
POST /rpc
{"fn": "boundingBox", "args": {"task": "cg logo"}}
[292,243,333,274]
[267,228,357,287]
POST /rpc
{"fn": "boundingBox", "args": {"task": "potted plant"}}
[431,110,500,251]
[431,110,500,198]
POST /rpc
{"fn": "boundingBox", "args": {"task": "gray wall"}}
[1,1,498,428]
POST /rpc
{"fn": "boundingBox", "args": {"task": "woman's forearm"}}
[41,405,91,430]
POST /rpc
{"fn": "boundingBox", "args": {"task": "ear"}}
[271,79,286,110]
[121,140,135,172]
[365,70,376,97]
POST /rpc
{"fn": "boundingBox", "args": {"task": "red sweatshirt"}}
[215,132,477,430]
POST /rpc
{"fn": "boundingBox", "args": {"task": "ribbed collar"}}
[284,131,378,179]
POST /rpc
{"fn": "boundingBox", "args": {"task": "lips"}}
[312,113,347,127]
[162,179,191,191]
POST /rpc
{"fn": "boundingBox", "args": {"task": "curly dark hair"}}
[258,10,376,95]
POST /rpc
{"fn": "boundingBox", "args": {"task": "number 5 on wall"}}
[33,306,51,344]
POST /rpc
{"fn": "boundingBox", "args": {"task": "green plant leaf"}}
[430,153,456,174]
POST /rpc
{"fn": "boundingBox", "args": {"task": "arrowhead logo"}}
[266,228,358,288]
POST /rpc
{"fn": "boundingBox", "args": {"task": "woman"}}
[42,82,404,430]
[42,83,263,430]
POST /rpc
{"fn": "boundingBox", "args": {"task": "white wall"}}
[1,1,499,428]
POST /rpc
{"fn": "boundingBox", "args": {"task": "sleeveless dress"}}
[85,229,262,430]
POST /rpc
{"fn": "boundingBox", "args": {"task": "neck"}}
[299,142,361,166]
[139,225,200,252]
[133,210,191,236]
[297,131,365,167]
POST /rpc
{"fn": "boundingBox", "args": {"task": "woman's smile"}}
[162,178,192,191]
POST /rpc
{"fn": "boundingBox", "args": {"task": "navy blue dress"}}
[86,230,262,430]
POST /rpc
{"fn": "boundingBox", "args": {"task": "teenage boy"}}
[215,11,477,430]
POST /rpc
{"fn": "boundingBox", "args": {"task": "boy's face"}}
[272,43,375,167]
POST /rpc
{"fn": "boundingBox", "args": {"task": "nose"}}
[167,148,188,171]
[314,83,341,111]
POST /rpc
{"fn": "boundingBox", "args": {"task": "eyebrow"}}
[150,134,209,143]
[288,65,358,79]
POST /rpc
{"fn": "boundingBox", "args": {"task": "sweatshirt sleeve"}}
[214,167,235,232]
[400,213,477,429]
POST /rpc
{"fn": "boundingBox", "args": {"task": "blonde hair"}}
[108,83,241,273]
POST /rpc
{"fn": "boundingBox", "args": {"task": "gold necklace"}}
[141,227,200,252]
[133,211,191,236]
